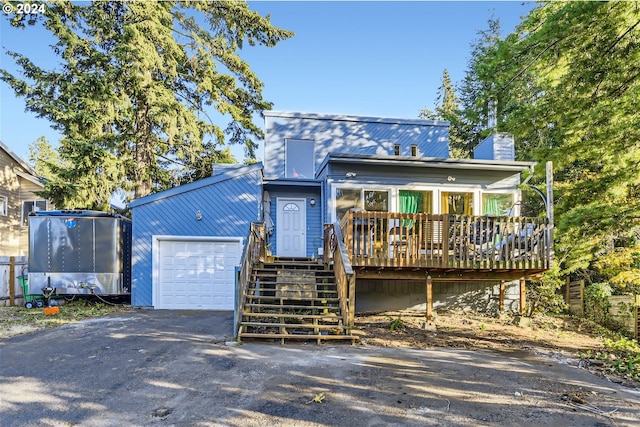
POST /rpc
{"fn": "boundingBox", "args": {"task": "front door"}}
[276,198,306,257]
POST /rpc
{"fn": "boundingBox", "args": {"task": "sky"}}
[0,1,537,163]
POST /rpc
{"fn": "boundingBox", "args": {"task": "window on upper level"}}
[22,200,47,226]
[285,139,315,179]
[0,196,7,216]
[411,145,418,157]
[394,144,400,156]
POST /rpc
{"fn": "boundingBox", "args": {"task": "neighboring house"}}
[129,112,553,334]
[0,140,50,257]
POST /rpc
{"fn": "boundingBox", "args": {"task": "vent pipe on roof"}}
[488,99,497,130]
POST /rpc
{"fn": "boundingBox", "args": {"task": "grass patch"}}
[0,300,131,337]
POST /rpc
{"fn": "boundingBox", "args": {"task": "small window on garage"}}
[0,196,7,216]
[22,200,47,226]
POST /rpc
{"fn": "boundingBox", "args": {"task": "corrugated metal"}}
[131,168,262,307]
[264,112,449,180]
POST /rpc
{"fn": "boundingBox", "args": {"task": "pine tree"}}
[2,0,293,208]
[466,2,640,281]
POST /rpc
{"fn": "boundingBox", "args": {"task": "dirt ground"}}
[1,307,640,426]
[353,310,640,388]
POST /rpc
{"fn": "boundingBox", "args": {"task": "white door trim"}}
[276,198,306,257]
[151,235,243,309]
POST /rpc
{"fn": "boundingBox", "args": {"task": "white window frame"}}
[0,195,7,216]
[332,185,392,223]
[22,200,48,226]
[284,138,315,179]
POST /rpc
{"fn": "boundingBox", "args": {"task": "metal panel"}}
[264,112,449,180]
[27,213,131,295]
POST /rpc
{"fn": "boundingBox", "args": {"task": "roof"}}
[29,209,129,220]
[316,153,536,176]
[0,139,44,186]
[128,162,263,209]
[263,110,449,128]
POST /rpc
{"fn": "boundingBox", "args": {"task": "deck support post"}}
[426,274,433,323]
[519,278,526,315]
[499,280,505,312]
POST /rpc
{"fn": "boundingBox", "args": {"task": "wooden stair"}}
[238,258,358,344]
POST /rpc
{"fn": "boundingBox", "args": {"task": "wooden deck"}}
[325,211,552,280]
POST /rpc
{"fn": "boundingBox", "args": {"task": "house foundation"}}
[355,279,521,314]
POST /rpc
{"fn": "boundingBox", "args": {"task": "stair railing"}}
[235,222,265,338]
[324,223,355,330]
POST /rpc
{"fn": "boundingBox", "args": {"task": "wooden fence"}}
[565,279,585,316]
[565,279,639,339]
[0,256,28,307]
[609,295,640,339]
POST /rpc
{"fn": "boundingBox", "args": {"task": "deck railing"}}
[338,211,552,271]
[234,222,265,338]
[324,223,355,329]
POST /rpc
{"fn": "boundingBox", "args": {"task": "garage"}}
[153,237,243,310]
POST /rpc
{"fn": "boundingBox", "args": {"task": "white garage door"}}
[155,238,242,310]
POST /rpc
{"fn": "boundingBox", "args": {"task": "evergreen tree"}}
[420,69,467,158]
[2,0,293,208]
[467,2,640,281]
[457,18,511,159]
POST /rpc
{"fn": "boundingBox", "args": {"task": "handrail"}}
[340,211,552,271]
[324,223,355,329]
[234,222,265,338]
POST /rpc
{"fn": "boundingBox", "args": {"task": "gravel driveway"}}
[1,310,639,426]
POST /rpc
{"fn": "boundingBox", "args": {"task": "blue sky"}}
[0,1,536,163]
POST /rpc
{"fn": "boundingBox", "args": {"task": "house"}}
[129,112,553,341]
[0,140,49,257]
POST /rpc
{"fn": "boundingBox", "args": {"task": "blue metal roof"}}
[128,163,263,209]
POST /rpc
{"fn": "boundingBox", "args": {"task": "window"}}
[399,190,433,214]
[441,192,473,215]
[0,196,7,216]
[394,144,400,156]
[22,200,47,226]
[411,145,418,157]
[285,139,315,179]
[364,190,388,212]
[335,188,389,221]
[336,189,362,221]
[482,193,514,216]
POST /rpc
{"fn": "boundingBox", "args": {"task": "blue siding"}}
[474,133,515,161]
[264,112,450,180]
[130,168,262,307]
[266,187,323,258]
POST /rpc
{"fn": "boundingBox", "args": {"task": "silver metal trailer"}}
[27,210,131,298]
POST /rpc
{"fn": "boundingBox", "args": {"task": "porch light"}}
[195,210,203,221]
[309,198,316,207]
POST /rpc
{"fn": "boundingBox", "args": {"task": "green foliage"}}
[389,315,405,332]
[1,0,293,207]
[579,336,640,382]
[525,267,567,316]
[456,2,640,284]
